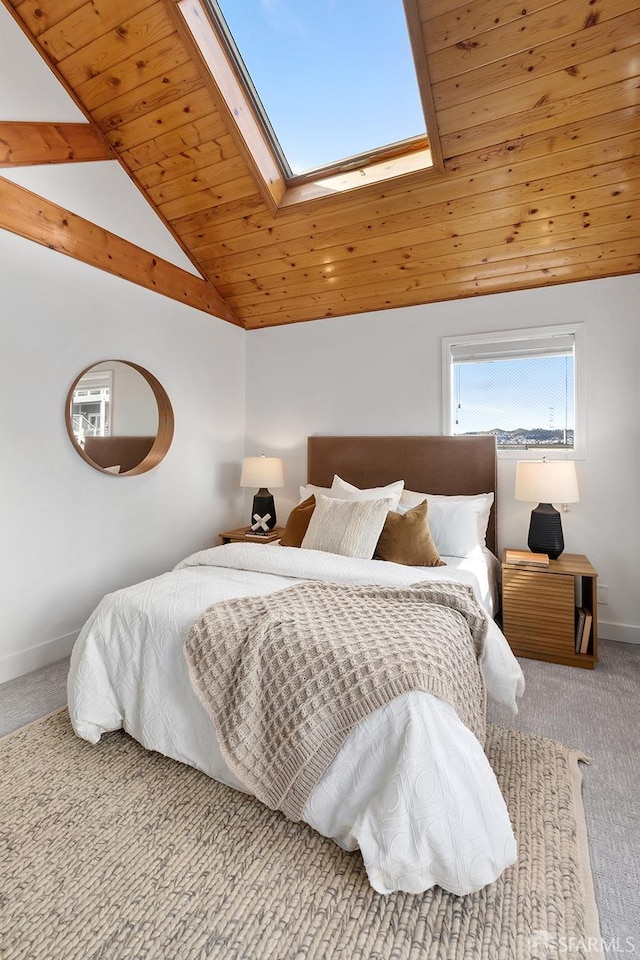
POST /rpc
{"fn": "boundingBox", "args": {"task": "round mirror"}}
[65,360,174,476]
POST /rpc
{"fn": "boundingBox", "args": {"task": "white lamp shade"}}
[515,460,579,504]
[240,456,284,489]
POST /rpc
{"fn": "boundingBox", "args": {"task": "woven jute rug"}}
[1,710,601,960]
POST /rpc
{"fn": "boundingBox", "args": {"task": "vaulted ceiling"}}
[1,0,639,329]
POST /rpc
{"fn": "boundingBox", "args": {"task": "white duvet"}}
[68,543,524,896]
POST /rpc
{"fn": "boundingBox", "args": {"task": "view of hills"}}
[461,428,574,448]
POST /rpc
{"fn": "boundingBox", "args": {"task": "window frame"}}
[441,323,586,460]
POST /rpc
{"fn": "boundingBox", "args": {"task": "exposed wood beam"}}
[0,121,115,166]
[0,175,240,326]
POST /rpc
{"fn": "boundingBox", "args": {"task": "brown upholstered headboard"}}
[307,435,497,555]
[84,436,155,474]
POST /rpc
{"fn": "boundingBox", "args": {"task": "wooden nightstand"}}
[501,551,598,669]
[219,526,285,545]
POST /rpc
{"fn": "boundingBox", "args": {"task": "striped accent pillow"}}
[301,494,392,559]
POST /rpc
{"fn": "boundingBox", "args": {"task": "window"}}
[177,0,440,209]
[442,324,585,458]
[207,0,426,178]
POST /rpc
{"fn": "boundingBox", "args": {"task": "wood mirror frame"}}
[65,360,174,476]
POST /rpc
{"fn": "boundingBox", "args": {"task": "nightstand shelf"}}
[501,551,598,669]
[219,526,284,545]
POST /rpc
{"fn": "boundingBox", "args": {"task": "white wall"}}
[0,1,247,682]
[0,230,246,682]
[246,275,640,644]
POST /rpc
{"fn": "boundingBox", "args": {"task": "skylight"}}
[204,0,428,179]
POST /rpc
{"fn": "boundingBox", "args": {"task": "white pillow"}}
[331,475,404,509]
[397,490,494,558]
[299,482,332,502]
[398,489,431,509]
[301,494,392,559]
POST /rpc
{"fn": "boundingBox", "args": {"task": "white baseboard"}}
[0,631,78,685]
[598,620,640,645]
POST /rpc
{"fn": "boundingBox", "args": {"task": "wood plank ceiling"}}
[2,0,639,329]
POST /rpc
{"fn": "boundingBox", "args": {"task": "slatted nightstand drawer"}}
[503,568,574,653]
[501,552,598,669]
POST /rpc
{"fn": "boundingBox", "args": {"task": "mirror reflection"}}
[66,360,173,476]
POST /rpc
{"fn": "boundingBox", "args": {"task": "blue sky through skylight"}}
[215,0,426,175]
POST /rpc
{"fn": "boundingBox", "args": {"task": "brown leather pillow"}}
[374,501,445,566]
[280,495,316,547]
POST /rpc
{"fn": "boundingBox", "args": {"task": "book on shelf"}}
[505,549,550,567]
[575,607,586,652]
[244,529,280,539]
[580,611,593,655]
[575,607,593,654]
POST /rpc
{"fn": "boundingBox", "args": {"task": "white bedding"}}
[68,543,524,896]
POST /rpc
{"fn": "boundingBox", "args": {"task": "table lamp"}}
[515,459,579,559]
[240,456,284,532]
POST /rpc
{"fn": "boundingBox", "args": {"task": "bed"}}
[68,435,525,897]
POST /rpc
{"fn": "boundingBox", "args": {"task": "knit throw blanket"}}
[184,580,487,822]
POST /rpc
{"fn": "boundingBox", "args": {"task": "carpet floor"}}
[1,710,600,960]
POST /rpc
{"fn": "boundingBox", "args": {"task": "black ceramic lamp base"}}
[528,502,564,559]
[250,488,276,531]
